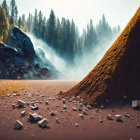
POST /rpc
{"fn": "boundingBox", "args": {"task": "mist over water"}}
[29,34,118,80]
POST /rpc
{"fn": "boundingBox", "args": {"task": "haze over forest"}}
[0,0,139,79]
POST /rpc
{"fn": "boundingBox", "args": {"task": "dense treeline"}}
[0,0,120,65]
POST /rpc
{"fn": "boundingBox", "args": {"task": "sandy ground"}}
[0,80,140,140]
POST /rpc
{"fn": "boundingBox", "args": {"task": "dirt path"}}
[0,80,140,140]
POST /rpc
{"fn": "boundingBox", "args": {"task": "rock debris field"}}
[0,80,140,140]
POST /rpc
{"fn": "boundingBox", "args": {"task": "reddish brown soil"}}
[0,80,140,140]
[63,7,140,106]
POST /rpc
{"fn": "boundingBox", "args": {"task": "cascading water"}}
[29,34,118,80]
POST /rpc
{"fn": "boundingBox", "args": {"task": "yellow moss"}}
[0,80,28,96]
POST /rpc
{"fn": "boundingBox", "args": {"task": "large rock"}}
[11,26,36,61]
[0,27,61,79]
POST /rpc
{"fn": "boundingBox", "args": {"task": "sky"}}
[1,0,140,33]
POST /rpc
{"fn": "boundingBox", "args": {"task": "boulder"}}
[11,26,36,60]
[0,27,61,80]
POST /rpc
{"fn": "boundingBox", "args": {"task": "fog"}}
[29,34,118,80]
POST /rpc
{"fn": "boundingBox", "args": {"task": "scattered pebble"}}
[28,113,42,122]
[14,120,23,130]
[56,118,59,123]
[78,108,82,112]
[79,103,83,107]
[7,94,11,97]
[107,114,113,120]
[78,114,84,118]
[50,111,56,116]
[17,100,26,107]
[75,123,79,127]
[31,104,38,110]
[115,114,122,122]
[136,124,140,128]
[26,102,30,105]
[87,105,92,109]
[90,115,94,119]
[21,110,26,117]
[83,110,88,115]
[45,101,49,105]
[99,119,103,123]
[125,113,130,118]
[38,118,48,128]
[13,93,17,96]
[72,107,77,111]
[62,99,66,104]
[63,104,67,109]
[12,104,16,109]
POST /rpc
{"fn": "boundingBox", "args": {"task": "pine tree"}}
[84,19,97,52]
[26,13,33,33]
[2,0,9,17]
[33,9,39,37]
[96,14,112,42]
[41,17,47,40]
[0,8,10,42]
[47,9,56,48]
[38,11,43,37]
[21,14,26,30]
[10,0,18,25]
[18,16,23,30]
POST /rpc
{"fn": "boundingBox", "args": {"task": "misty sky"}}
[1,0,140,33]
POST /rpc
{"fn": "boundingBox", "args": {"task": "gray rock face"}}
[0,26,61,79]
[11,26,36,60]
